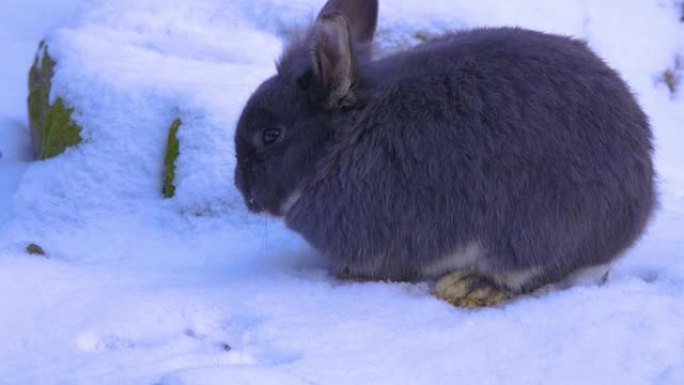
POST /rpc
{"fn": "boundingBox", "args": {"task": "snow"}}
[1,0,683,384]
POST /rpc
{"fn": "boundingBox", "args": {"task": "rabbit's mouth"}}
[235,181,262,213]
[245,196,262,213]
[244,189,302,218]
[241,190,301,218]
[235,166,268,214]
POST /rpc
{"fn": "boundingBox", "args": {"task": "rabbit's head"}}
[234,0,378,215]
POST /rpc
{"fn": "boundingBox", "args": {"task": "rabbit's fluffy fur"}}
[234,0,655,293]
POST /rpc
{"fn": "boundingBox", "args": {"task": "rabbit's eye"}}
[262,126,282,146]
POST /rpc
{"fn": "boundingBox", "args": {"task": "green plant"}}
[28,41,82,159]
[163,118,182,198]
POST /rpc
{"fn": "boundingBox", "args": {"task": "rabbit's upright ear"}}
[310,0,378,110]
[317,0,378,43]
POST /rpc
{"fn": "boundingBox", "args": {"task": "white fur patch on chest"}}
[280,189,302,216]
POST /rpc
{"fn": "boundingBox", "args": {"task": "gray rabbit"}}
[234,0,656,306]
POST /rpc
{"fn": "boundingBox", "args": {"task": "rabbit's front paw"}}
[433,271,510,308]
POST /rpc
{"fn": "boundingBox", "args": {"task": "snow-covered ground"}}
[1,0,683,384]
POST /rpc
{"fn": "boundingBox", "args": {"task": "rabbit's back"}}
[287,27,655,286]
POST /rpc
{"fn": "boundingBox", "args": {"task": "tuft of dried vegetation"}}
[660,55,682,96]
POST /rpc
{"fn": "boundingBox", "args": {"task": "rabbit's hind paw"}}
[433,271,510,308]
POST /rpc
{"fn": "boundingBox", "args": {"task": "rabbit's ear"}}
[317,0,378,43]
[311,13,358,110]
[305,0,378,110]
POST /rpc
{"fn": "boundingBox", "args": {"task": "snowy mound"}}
[1,1,684,384]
